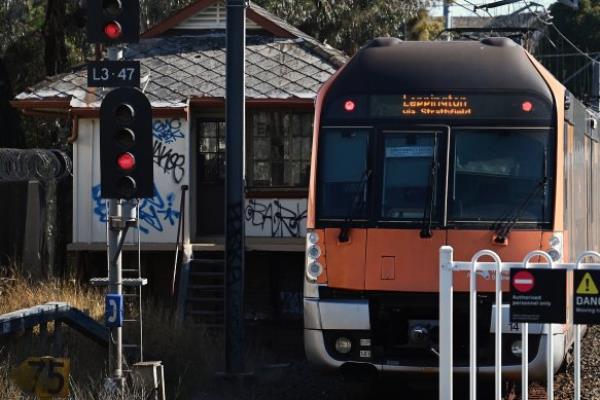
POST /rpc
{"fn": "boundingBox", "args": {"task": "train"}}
[303,37,600,379]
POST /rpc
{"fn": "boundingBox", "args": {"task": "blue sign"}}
[105,294,124,328]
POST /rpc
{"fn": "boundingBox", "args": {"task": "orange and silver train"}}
[304,37,600,378]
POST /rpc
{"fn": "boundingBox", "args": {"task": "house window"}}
[198,120,226,182]
[247,111,313,188]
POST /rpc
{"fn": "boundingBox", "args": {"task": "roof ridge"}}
[248,2,348,68]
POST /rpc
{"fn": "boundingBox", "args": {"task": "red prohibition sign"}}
[513,270,535,293]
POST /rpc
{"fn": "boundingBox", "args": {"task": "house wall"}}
[73,117,190,244]
[72,116,307,244]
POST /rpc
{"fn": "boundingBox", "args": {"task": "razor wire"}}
[0,149,72,182]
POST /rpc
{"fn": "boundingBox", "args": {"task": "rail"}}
[439,246,600,400]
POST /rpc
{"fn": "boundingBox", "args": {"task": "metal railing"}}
[439,245,600,400]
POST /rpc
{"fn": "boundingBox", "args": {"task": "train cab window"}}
[317,128,370,219]
[381,133,438,220]
[449,129,554,225]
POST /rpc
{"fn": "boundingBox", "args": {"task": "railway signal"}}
[87,0,140,44]
[99,87,153,199]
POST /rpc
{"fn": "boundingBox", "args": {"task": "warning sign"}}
[576,272,599,295]
[574,270,600,324]
[510,268,566,323]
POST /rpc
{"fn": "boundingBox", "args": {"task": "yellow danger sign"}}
[576,272,599,295]
[10,356,70,398]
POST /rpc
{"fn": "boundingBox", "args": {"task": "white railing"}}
[439,246,600,400]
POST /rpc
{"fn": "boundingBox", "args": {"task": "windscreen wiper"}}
[420,135,438,239]
[420,160,438,238]
[493,176,548,243]
[339,169,372,243]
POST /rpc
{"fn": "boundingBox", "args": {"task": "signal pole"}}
[443,0,451,30]
[225,0,247,375]
[86,1,152,393]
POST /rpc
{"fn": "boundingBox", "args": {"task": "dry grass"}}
[0,274,220,399]
[0,276,104,318]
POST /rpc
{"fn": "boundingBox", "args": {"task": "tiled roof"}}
[15,33,344,108]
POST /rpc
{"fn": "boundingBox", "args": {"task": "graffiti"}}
[245,199,307,238]
[92,184,180,234]
[153,140,185,183]
[153,119,184,144]
[92,185,108,223]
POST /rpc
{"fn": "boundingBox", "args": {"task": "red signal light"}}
[117,152,135,171]
[104,21,122,40]
[344,100,356,112]
[521,101,534,112]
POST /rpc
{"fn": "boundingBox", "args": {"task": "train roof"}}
[326,37,555,106]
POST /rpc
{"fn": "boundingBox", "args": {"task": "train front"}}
[304,38,567,378]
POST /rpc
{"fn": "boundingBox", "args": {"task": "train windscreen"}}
[317,128,370,219]
[449,129,553,224]
[316,127,554,227]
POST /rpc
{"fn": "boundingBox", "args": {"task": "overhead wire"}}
[521,0,599,63]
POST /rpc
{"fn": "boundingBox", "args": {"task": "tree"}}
[549,0,600,52]
[140,0,196,31]
[405,9,444,41]
[540,0,600,102]
[254,0,432,55]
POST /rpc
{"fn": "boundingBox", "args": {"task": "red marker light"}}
[104,21,122,40]
[117,152,135,171]
[521,101,534,112]
[344,100,356,112]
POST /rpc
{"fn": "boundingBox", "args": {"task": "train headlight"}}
[547,233,563,261]
[549,235,561,248]
[307,244,321,260]
[335,337,352,354]
[511,340,523,357]
[307,231,319,245]
[547,248,561,261]
[306,261,323,282]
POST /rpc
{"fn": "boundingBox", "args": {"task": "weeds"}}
[0,275,221,399]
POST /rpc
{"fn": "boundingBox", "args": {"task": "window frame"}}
[245,109,314,192]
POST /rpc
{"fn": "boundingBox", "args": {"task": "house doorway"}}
[196,119,226,236]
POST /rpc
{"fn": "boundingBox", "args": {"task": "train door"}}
[364,128,447,292]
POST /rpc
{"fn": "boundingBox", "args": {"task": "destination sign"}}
[398,94,472,117]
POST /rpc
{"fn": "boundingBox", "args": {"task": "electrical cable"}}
[521,0,599,63]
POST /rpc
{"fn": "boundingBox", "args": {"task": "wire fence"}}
[0,149,72,182]
[0,149,72,277]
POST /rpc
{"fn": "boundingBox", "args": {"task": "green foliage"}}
[406,9,444,41]
[140,0,197,31]
[549,0,600,52]
[254,0,431,55]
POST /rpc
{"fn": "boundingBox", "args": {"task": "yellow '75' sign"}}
[11,356,70,398]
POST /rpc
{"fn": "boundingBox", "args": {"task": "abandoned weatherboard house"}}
[11,0,346,324]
